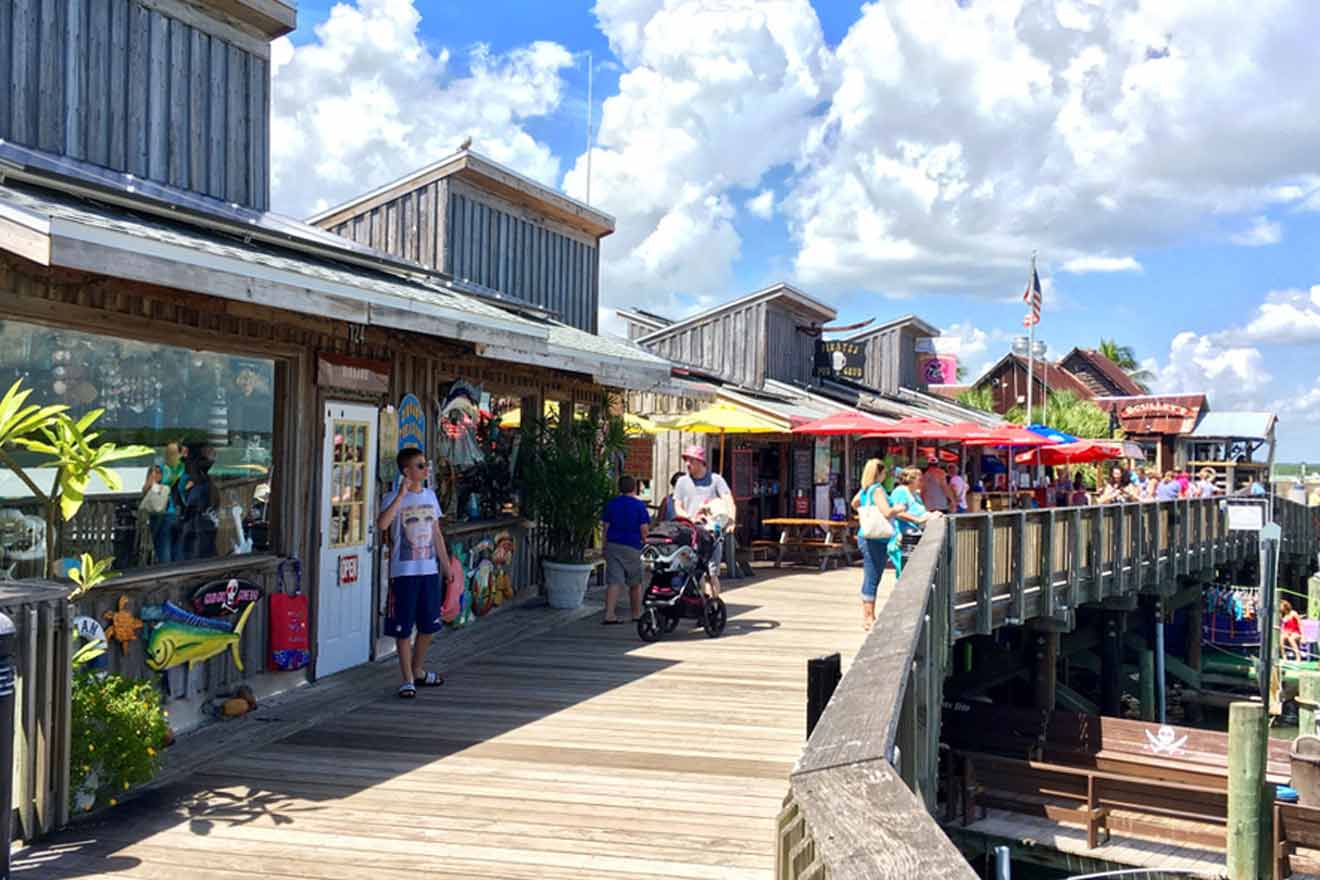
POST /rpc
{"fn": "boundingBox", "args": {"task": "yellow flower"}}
[109,798,117,806]
[146,747,156,757]
[123,782,129,790]
[88,744,95,752]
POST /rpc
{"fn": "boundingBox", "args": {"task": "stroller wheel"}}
[637,608,662,642]
[702,597,727,638]
[662,613,680,633]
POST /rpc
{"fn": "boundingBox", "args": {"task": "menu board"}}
[732,448,754,499]
[793,447,812,494]
[622,437,653,478]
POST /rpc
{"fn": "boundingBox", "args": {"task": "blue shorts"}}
[385,573,443,638]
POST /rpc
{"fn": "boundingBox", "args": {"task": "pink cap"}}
[681,445,707,463]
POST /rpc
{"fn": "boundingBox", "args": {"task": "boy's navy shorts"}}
[385,573,443,638]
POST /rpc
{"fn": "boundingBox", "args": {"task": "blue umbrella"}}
[1027,423,1078,444]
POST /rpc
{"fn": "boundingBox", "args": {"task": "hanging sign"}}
[1119,401,1195,420]
[916,337,960,385]
[316,353,391,394]
[813,340,865,381]
[190,577,264,617]
[1226,504,1263,532]
[398,393,425,453]
[379,405,399,484]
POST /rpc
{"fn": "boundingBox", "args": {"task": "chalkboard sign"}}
[813,340,866,381]
[793,447,812,495]
[732,448,754,499]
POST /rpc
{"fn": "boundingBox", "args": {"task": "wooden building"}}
[1094,394,1208,473]
[1059,347,1147,397]
[969,352,1098,415]
[1182,411,1277,492]
[0,0,674,732]
[619,288,996,539]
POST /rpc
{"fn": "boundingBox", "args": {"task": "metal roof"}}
[0,181,674,390]
[843,313,941,342]
[1189,411,1278,440]
[634,282,836,344]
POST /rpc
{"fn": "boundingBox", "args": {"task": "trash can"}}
[0,611,15,878]
[1290,734,1320,806]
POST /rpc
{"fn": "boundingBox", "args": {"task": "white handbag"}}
[858,487,894,540]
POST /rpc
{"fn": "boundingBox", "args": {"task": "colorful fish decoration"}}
[146,601,255,672]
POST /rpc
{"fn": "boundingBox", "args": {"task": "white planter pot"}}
[542,560,594,609]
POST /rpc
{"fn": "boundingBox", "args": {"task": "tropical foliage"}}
[67,553,119,602]
[955,386,996,414]
[1098,338,1155,391]
[0,379,152,577]
[519,411,627,564]
[69,665,168,811]
[1006,390,1115,439]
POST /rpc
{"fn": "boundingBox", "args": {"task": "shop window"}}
[0,320,277,578]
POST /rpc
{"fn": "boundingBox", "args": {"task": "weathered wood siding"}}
[324,178,601,333]
[764,304,817,387]
[642,302,766,387]
[1,0,270,209]
[858,325,922,393]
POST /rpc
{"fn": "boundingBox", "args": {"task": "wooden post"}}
[1101,610,1124,717]
[1300,671,1320,738]
[1309,572,1320,619]
[1139,649,1156,722]
[1187,599,1205,724]
[1034,629,1059,711]
[1227,701,1267,880]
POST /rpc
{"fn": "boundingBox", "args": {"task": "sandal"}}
[397,682,416,699]
[413,671,445,687]
[601,619,625,626]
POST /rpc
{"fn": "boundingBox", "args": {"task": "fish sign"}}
[146,601,256,672]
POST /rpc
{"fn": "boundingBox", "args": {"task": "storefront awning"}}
[0,180,677,393]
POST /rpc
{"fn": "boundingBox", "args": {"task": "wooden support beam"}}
[1300,671,1320,739]
[1056,682,1099,715]
[1101,610,1125,717]
[1034,629,1059,711]
[1187,597,1204,723]
[1227,701,1266,880]
[1140,649,1156,722]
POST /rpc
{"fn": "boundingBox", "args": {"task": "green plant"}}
[519,410,626,564]
[1007,390,1114,439]
[956,386,996,414]
[1098,338,1154,391]
[67,554,118,602]
[69,668,168,811]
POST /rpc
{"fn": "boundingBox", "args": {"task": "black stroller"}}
[636,518,727,641]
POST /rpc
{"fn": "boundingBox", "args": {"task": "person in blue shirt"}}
[850,458,902,632]
[601,475,651,624]
[887,467,942,576]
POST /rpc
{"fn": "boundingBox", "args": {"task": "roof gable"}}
[634,282,835,344]
[972,353,1096,400]
[1061,348,1145,396]
[844,313,941,341]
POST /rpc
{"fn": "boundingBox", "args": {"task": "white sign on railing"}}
[1227,503,1264,532]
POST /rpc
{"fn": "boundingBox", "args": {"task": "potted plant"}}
[519,409,625,608]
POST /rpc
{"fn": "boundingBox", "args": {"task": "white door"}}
[317,402,378,678]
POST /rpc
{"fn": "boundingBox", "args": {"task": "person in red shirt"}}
[1281,600,1304,661]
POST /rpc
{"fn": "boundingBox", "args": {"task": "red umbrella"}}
[962,426,1061,447]
[792,411,894,435]
[1014,439,1125,465]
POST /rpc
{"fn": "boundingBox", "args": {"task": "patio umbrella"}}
[1014,439,1126,466]
[658,402,789,466]
[1027,423,1079,444]
[961,426,1061,447]
[792,410,893,436]
[498,404,659,436]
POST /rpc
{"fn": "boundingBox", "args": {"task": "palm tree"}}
[956,386,996,414]
[1007,390,1113,438]
[1098,338,1154,391]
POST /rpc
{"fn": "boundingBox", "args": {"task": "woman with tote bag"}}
[851,458,902,632]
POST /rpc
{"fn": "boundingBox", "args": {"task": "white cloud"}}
[1231,215,1283,247]
[1149,331,1272,409]
[746,189,777,220]
[943,322,989,359]
[1061,256,1142,274]
[779,0,1320,298]
[564,0,833,310]
[1241,285,1320,343]
[269,0,573,217]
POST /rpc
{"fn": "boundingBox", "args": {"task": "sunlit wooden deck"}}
[16,566,873,879]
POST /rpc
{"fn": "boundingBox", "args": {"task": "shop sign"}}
[1119,401,1195,420]
[622,437,653,478]
[190,578,263,617]
[338,554,359,586]
[316,353,390,394]
[915,337,960,385]
[398,393,426,453]
[813,340,865,381]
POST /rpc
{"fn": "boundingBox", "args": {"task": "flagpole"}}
[1026,251,1036,425]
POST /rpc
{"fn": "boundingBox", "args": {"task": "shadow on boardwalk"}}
[15,565,865,880]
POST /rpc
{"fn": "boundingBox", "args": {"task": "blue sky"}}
[275,1,1320,461]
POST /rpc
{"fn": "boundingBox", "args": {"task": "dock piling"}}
[1227,701,1267,880]
[1300,671,1320,738]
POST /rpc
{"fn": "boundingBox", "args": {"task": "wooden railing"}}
[0,580,73,843]
[777,517,976,879]
[776,495,1318,879]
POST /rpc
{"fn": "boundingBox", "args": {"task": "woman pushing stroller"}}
[672,445,735,598]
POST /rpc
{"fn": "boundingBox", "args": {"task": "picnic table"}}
[759,518,858,571]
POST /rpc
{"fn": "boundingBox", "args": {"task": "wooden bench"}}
[955,750,1229,850]
[1276,801,1320,880]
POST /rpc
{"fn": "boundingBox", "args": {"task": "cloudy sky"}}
[272,0,1320,461]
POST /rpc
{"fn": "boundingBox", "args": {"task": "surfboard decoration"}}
[398,393,425,453]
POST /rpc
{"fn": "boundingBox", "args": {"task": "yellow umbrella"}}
[657,402,789,466]
[498,403,659,436]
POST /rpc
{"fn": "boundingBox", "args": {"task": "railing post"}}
[1067,508,1081,611]
[1089,508,1104,602]
[1133,502,1146,588]
[1011,511,1026,624]
[1041,510,1056,618]
[806,654,842,738]
[1114,503,1127,594]
[977,515,994,635]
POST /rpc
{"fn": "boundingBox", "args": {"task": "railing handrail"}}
[779,517,977,879]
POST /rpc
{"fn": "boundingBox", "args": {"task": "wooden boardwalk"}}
[16,566,872,879]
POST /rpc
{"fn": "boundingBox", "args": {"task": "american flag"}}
[1022,259,1042,327]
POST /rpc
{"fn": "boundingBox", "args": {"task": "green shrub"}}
[69,669,168,811]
